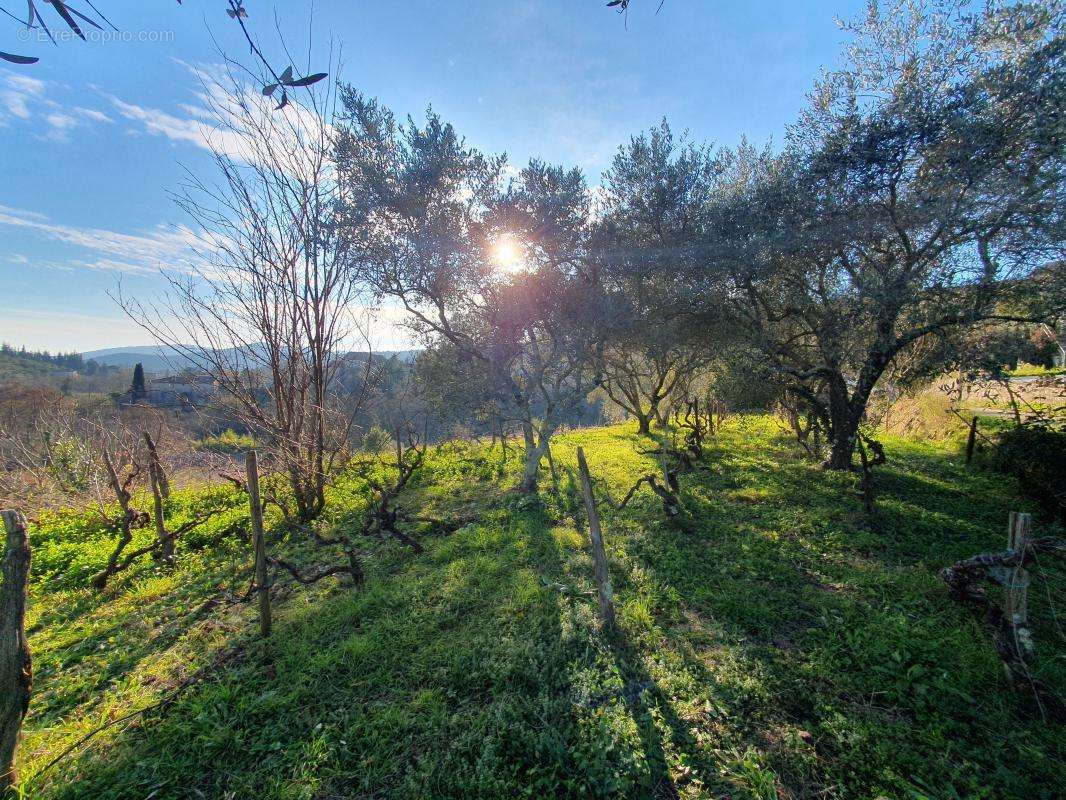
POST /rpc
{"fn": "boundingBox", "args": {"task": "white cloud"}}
[0,204,203,276]
[70,257,159,276]
[0,71,111,140]
[103,60,332,166]
[44,112,80,141]
[106,94,219,150]
[73,107,111,124]
[177,102,214,120]
[0,72,43,119]
[0,207,415,351]
[5,74,45,94]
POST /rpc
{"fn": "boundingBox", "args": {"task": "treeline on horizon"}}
[0,343,117,374]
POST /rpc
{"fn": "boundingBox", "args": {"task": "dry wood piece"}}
[1,510,32,793]
[611,473,682,519]
[91,451,146,590]
[1005,512,1031,634]
[96,515,213,583]
[674,396,709,461]
[856,438,875,515]
[939,526,1062,605]
[354,433,428,554]
[852,430,885,516]
[940,513,1066,717]
[93,446,213,588]
[626,439,687,521]
[576,447,616,628]
[777,388,825,456]
[706,395,729,437]
[219,471,247,493]
[268,555,360,588]
[257,433,437,600]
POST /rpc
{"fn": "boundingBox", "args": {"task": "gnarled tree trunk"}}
[520,421,554,493]
[824,362,882,471]
[634,411,652,436]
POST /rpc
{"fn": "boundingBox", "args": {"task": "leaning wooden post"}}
[575,447,616,629]
[245,451,271,638]
[965,416,978,464]
[1006,511,1031,633]
[856,437,875,516]
[1,510,32,794]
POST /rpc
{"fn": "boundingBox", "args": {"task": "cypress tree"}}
[131,363,146,400]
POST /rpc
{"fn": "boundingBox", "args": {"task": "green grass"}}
[1009,363,1065,378]
[197,429,258,454]
[15,418,1065,799]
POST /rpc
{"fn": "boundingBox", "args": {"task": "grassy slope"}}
[1010,364,1065,378]
[0,351,59,381]
[17,418,1065,800]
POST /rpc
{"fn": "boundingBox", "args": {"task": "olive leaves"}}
[3,0,329,114]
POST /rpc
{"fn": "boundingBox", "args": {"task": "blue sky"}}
[0,0,862,352]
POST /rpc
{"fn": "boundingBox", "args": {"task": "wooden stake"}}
[1006,511,1031,628]
[965,416,978,464]
[575,447,616,628]
[246,451,271,638]
[1,510,32,793]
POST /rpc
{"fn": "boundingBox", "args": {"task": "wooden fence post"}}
[1006,511,1031,631]
[575,447,616,628]
[246,451,271,638]
[856,437,876,515]
[965,417,978,464]
[1,510,32,793]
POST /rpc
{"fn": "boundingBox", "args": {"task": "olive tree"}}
[705,0,1065,469]
[335,92,604,491]
[596,122,720,433]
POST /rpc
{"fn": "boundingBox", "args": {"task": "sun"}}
[489,235,525,274]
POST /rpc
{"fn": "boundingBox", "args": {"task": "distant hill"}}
[81,346,192,372]
[82,345,420,372]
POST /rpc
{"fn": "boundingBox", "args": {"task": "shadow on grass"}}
[26,542,253,727]
[24,424,1065,800]
[32,498,675,800]
[602,424,1065,798]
